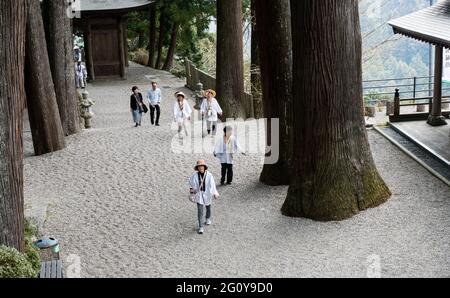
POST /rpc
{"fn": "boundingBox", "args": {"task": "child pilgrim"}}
[188,160,220,235]
[173,92,192,139]
[214,126,246,186]
[200,89,223,137]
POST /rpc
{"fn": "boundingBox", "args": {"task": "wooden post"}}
[85,18,95,81]
[123,17,129,67]
[427,45,447,126]
[118,17,126,79]
[394,88,400,116]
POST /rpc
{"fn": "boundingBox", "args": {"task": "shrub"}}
[131,48,149,66]
[0,245,38,278]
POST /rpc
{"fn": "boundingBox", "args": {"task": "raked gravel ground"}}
[23,62,450,278]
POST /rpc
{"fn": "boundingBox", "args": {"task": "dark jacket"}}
[130,93,144,111]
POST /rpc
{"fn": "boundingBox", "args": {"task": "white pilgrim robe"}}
[200,98,223,122]
[188,171,219,206]
[213,135,243,164]
[75,64,88,88]
[173,99,192,123]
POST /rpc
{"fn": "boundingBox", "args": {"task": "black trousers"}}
[150,105,161,125]
[221,163,233,184]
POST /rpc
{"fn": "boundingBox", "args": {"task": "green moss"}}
[24,220,41,273]
[282,160,391,221]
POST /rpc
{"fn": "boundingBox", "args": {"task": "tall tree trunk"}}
[43,0,80,136]
[282,0,391,221]
[25,0,66,156]
[147,2,157,67]
[216,0,246,118]
[137,32,145,49]
[0,0,26,252]
[251,0,263,119]
[256,0,293,186]
[155,6,167,69]
[162,22,180,71]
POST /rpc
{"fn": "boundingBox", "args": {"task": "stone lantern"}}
[79,91,95,129]
[194,82,204,110]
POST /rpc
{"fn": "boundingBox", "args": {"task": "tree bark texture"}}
[0,0,27,252]
[155,6,167,69]
[282,0,391,221]
[25,0,66,156]
[147,2,157,67]
[216,0,247,119]
[251,0,263,119]
[43,0,80,136]
[256,0,293,186]
[162,22,180,71]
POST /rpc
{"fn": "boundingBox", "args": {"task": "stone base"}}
[427,115,448,126]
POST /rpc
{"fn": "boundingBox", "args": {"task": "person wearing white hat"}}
[173,92,192,139]
[200,89,223,137]
[188,160,219,234]
[73,46,81,62]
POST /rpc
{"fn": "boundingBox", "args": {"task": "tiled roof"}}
[388,0,450,49]
[77,0,153,12]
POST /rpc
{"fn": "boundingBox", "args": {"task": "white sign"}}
[444,48,450,83]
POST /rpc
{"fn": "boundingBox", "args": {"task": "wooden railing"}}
[184,59,254,117]
[388,88,450,122]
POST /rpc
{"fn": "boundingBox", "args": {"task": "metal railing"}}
[362,76,450,119]
[363,76,450,99]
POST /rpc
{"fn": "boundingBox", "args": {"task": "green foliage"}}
[24,220,40,273]
[127,0,215,69]
[0,219,41,278]
[0,245,39,278]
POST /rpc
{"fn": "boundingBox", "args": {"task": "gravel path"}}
[23,63,450,278]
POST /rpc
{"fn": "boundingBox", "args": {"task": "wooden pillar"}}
[394,88,400,116]
[427,45,447,126]
[85,18,95,81]
[123,17,129,67]
[118,17,126,79]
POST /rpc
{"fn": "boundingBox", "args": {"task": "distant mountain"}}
[360,0,433,82]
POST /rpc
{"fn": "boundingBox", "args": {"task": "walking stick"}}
[201,113,205,138]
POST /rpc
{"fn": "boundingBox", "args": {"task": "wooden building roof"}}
[77,0,153,14]
[388,0,450,49]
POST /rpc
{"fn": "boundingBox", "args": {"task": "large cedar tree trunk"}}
[147,3,157,67]
[43,0,80,136]
[162,23,180,71]
[0,0,26,252]
[251,0,263,119]
[216,0,247,118]
[155,6,167,69]
[282,0,391,221]
[256,0,293,186]
[25,0,66,156]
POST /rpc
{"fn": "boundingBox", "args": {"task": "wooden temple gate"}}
[73,0,153,80]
